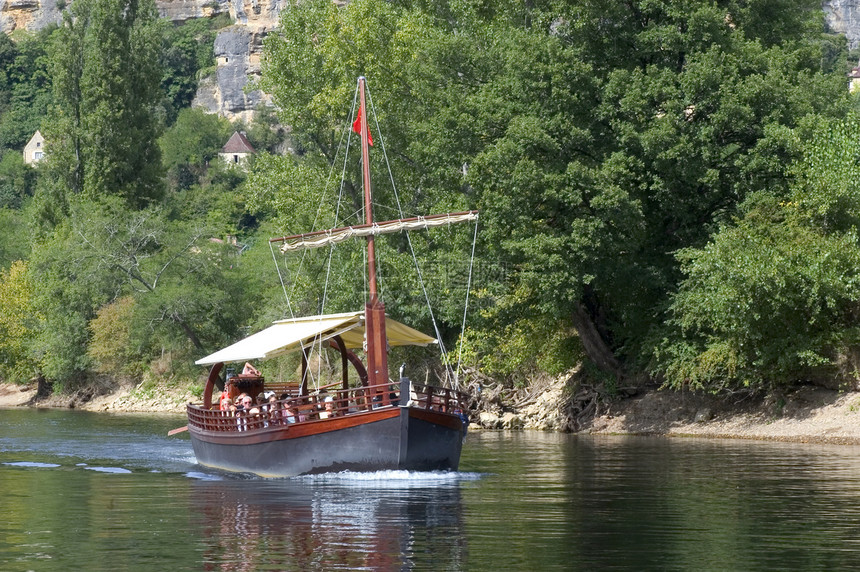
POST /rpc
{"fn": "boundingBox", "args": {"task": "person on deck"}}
[236,394,252,411]
[283,403,297,424]
[267,400,281,426]
[242,362,261,376]
[319,395,336,419]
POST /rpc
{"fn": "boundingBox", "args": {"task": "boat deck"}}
[187,380,467,434]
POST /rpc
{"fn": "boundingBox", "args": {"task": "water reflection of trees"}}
[192,478,467,571]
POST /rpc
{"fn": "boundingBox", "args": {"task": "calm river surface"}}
[3,409,860,571]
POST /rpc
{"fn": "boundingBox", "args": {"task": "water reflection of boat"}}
[191,477,467,571]
[181,77,476,478]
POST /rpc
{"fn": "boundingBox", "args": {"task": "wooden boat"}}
[183,78,476,477]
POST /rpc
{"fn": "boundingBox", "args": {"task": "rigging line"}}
[366,84,456,386]
[320,104,355,314]
[270,241,294,317]
[456,216,480,383]
[286,90,359,316]
[300,340,318,392]
[314,333,323,393]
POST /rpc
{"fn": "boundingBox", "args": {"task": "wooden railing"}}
[186,379,469,433]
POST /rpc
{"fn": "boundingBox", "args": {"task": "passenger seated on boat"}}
[266,395,283,425]
[220,397,234,412]
[319,395,336,419]
[242,362,261,376]
[282,403,297,424]
[236,394,252,411]
[245,403,263,429]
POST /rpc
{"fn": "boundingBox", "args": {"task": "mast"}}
[358,77,390,395]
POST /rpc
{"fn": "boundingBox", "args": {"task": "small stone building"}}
[219,131,255,166]
[23,131,45,164]
[850,64,860,93]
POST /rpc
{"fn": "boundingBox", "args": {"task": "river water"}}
[3,409,860,571]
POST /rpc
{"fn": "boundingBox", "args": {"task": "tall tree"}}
[656,118,860,391]
[45,0,163,209]
[259,0,851,382]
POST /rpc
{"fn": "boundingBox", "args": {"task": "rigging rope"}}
[456,217,480,383]
[273,79,479,392]
[365,84,474,389]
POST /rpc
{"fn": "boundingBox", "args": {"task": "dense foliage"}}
[655,119,860,390]
[0,0,858,396]
[258,0,855,391]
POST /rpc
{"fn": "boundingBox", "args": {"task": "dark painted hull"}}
[188,405,465,478]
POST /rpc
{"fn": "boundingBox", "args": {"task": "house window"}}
[233,155,239,163]
[34,151,44,161]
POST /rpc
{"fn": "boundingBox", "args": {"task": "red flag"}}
[352,105,374,146]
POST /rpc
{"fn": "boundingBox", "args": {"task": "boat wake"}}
[293,469,484,487]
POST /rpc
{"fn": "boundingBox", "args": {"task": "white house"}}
[23,131,45,165]
[219,131,255,166]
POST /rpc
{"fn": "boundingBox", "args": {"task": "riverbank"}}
[3,379,860,444]
[467,373,860,444]
[586,384,860,445]
[0,380,197,413]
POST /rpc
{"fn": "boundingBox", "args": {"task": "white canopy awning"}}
[195,311,436,366]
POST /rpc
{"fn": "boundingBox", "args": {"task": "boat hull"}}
[188,406,465,478]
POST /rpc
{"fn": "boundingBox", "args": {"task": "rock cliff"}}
[0,0,281,119]
[3,0,860,118]
[193,24,269,121]
[825,0,860,49]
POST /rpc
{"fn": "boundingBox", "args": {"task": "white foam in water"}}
[3,461,61,468]
[185,471,225,481]
[294,470,484,487]
[84,466,132,474]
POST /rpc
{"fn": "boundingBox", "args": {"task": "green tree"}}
[159,107,232,190]
[655,119,860,391]
[159,16,227,123]
[0,260,40,383]
[0,151,36,209]
[87,295,138,376]
[0,208,29,269]
[0,27,55,151]
[45,0,163,209]
[29,196,253,387]
[259,0,850,382]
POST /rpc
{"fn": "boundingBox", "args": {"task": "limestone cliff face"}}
[193,24,270,121]
[1,0,283,32]
[1,0,282,119]
[0,0,62,35]
[6,0,858,118]
[825,0,860,49]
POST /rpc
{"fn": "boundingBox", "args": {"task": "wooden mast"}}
[358,77,390,398]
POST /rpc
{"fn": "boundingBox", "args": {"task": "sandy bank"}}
[0,382,196,413]
[585,385,860,445]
